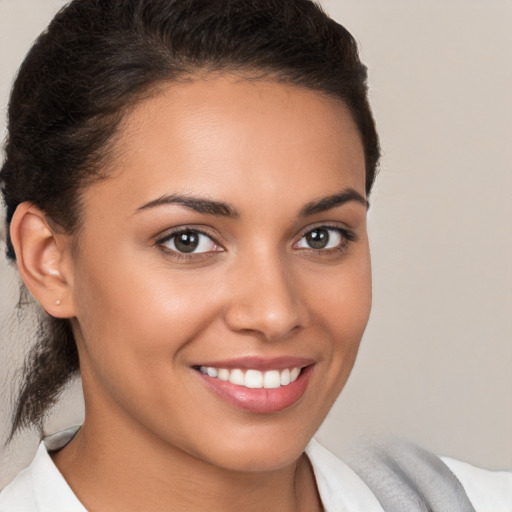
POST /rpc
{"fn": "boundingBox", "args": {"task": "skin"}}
[11,74,371,511]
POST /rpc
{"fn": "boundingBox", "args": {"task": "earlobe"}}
[9,202,75,318]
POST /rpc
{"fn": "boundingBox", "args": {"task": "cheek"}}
[70,242,224,384]
[74,266,217,356]
[304,247,371,372]
[71,256,226,433]
[308,248,371,331]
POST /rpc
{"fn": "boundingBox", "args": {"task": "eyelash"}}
[294,224,357,255]
[155,224,357,260]
[156,227,222,261]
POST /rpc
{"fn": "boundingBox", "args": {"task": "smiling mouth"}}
[192,360,314,413]
[197,366,302,389]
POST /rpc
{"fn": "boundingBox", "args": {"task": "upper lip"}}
[194,356,314,371]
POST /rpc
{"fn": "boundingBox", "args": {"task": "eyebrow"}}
[136,187,368,218]
[136,194,239,217]
[299,188,368,216]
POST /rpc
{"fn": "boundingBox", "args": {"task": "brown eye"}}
[305,229,330,249]
[295,227,348,251]
[161,230,219,254]
[174,231,199,253]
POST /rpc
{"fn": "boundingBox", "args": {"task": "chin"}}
[187,421,316,473]
[214,440,309,473]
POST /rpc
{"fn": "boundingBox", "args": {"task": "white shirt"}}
[0,433,511,512]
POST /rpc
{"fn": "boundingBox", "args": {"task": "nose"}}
[223,252,305,341]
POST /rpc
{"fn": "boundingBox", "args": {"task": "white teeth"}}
[217,368,229,381]
[229,369,245,386]
[245,369,263,388]
[263,370,281,389]
[199,366,303,389]
[201,366,218,378]
[280,368,291,386]
[207,367,218,377]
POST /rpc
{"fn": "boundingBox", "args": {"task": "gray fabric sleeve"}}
[345,439,477,512]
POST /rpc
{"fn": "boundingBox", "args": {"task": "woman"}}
[0,1,510,511]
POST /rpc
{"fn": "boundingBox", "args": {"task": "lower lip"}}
[196,366,313,414]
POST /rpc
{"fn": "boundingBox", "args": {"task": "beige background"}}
[1,0,511,489]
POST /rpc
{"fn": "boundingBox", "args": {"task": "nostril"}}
[224,304,302,341]
[222,262,305,340]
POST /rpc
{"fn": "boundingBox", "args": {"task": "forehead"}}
[84,75,366,216]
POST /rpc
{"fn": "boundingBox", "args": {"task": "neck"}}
[51,415,322,512]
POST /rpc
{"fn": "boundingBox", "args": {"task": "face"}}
[69,75,371,472]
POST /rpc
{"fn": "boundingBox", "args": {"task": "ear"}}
[9,202,76,318]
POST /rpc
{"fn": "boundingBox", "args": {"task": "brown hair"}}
[1,0,380,438]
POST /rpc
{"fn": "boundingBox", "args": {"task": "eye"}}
[159,229,221,254]
[294,227,350,250]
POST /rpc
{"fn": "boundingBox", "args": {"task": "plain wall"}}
[1,0,511,489]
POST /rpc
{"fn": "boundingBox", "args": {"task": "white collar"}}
[5,428,383,512]
[305,438,384,512]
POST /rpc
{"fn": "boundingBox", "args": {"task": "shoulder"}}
[310,438,512,512]
[306,439,385,511]
[0,457,38,512]
[0,428,86,512]
[442,456,512,512]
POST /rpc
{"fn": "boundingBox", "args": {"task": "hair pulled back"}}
[1,0,380,438]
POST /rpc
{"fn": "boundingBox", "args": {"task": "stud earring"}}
[49,269,60,276]
[55,300,61,306]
